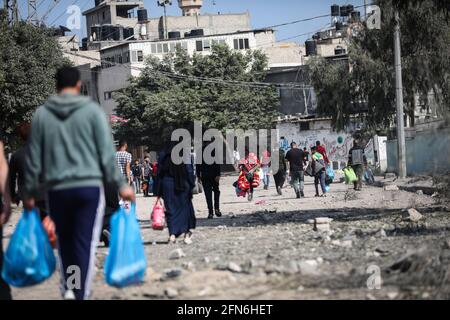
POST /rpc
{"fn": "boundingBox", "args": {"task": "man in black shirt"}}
[285,142,308,198]
[348,140,367,191]
[196,146,221,219]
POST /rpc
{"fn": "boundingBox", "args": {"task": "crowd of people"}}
[0,66,370,301]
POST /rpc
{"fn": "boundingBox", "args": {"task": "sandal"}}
[184,232,193,245]
[168,235,176,244]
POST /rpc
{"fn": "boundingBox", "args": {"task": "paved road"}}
[4,173,450,300]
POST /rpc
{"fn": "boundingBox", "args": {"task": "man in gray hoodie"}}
[23,67,134,300]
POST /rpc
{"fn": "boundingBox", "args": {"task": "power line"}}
[48,0,80,26]
[64,50,313,90]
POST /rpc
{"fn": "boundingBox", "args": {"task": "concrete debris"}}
[407,208,423,222]
[384,185,399,191]
[169,248,186,260]
[416,190,424,195]
[227,262,242,273]
[164,288,179,298]
[298,260,320,276]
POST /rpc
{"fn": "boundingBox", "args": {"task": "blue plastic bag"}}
[104,203,147,288]
[326,165,335,180]
[1,208,56,287]
[325,185,331,193]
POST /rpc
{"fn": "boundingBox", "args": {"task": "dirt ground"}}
[3,172,450,300]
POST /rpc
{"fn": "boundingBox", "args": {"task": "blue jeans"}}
[314,170,327,195]
[262,166,270,187]
[291,171,304,194]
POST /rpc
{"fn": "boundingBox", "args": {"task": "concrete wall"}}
[146,13,251,41]
[387,126,450,175]
[262,42,305,68]
[97,64,132,116]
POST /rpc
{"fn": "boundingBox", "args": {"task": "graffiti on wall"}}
[278,126,354,163]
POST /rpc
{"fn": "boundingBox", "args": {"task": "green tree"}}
[114,44,280,149]
[0,17,69,148]
[309,0,450,131]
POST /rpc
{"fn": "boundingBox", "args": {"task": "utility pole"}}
[394,8,407,178]
[157,0,172,39]
[27,0,38,24]
[4,0,18,25]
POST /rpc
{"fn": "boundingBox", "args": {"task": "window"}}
[219,39,226,45]
[203,40,211,51]
[104,91,112,100]
[131,50,137,62]
[157,43,163,53]
[169,42,175,52]
[244,38,250,49]
[137,50,143,62]
[151,43,157,53]
[299,122,310,131]
[196,40,203,52]
[125,52,130,63]
[233,38,250,50]
[118,54,122,64]
[181,42,188,50]
[163,43,169,53]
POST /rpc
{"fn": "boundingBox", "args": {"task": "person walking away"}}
[131,159,142,194]
[238,151,260,201]
[316,141,330,165]
[273,148,287,195]
[154,140,196,244]
[116,140,132,187]
[9,123,49,220]
[261,149,271,190]
[285,142,307,198]
[142,157,152,197]
[0,138,12,300]
[22,67,135,300]
[348,140,367,191]
[196,146,221,219]
[311,146,327,197]
[233,148,241,172]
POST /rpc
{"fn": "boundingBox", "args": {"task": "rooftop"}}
[98,28,274,52]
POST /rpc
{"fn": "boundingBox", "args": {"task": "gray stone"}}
[384,184,399,191]
[315,217,333,224]
[385,173,397,179]
[376,228,387,237]
[203,257,210,264]
[314,223,330,232]
[407,208,423,222]
[169,248,186,260]
[164,288,179,298]
[416,190,424,195]
[298,260,320,276]
[182,262,195,271]
[227,262,242,273]
[162,268,183,280]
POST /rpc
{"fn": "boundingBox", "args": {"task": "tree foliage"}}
[114,45,279,149]
[308,0,450,131]
[0,15,69,148]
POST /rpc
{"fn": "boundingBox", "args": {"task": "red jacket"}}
[316,145,329,164]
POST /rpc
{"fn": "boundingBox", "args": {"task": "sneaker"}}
[248,192,253,202]
[300,191,305,197]
[101,229,111,247]
[215,209,222,217]
[64,290,76,300]
[296,191,300,198]
[208,212,214,219]
[264,185,269,190]
[183,232,193,245]
[315,194,320,197]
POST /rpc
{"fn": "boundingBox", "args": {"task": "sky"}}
[11,0,365,44]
